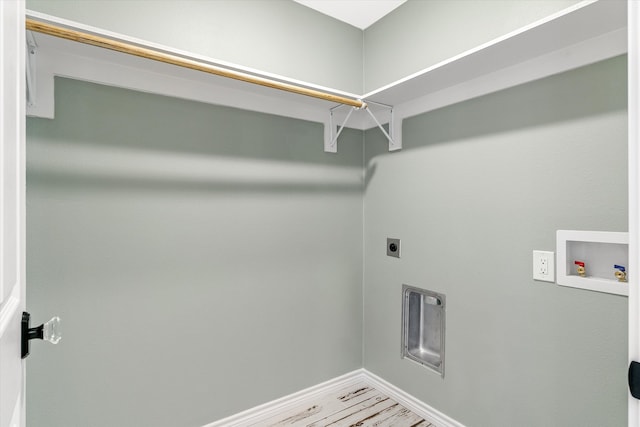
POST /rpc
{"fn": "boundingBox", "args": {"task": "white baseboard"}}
[203,368,465,427]
[203,369,366,427]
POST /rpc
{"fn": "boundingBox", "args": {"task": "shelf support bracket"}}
[325,103,361,153]
[363,101,401,151]
[366,102,402,151]
[325,101,401,153]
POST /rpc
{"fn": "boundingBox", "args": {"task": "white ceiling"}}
[293,0,407,30]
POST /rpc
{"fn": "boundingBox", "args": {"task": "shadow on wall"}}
[27,77,364,195]
[26,142,363,194]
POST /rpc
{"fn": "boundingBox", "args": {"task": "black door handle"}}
[21,312,61,359]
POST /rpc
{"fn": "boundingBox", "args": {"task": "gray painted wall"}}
[26,0,364,94]
[26,78,364,427]
[363,56,628,426]
[363,0,582,92]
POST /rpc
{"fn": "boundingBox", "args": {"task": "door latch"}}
[21,312,61,359]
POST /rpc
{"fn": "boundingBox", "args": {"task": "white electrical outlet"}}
[533,250,555,282]
[540,256,548,275]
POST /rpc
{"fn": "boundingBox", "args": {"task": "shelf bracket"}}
[325,104,358,153]
[364,101,401,151]
[324,101,401,153]
[25,30,37,107]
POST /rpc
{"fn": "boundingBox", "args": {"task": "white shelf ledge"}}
[25,0,627,152]
[363,0,626,107]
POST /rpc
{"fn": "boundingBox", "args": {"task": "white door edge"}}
[629,0,640,426]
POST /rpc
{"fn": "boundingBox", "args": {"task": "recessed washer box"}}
[401,285,445,377]
[556,230,629,296]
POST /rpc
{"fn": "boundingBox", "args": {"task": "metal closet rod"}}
[25,19,366,109]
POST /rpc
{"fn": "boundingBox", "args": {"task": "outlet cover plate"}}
[387,238,400,258]
[533,250,555,282]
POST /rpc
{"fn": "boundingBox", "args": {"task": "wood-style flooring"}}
[250,381,435,427]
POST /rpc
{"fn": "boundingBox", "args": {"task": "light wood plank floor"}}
[251,381,435,427]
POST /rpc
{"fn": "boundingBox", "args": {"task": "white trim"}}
[203,370,366,427]
[203,369,465,427]
[9,395,21,427]
[628,0,640,424]
[0,285,20,337]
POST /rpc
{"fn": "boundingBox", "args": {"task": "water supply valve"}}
[614,265,627,282]
[574,260,586,277]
